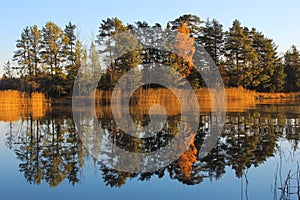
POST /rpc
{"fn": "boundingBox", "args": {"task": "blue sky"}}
[1,0,300,75]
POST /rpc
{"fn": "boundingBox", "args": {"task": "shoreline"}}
[1,88,299,107]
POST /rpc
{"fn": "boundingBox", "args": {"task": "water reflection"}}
[2,101,300,189]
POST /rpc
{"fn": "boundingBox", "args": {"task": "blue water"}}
[0,104,299,200]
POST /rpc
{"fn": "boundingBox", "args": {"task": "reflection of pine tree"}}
[224,113,280,177]
[286,118,300,151]
[200,140,227,181]
[8,102,300,188]
[13,110,83,187]
[100,166,137,188]
[15,118,44,185]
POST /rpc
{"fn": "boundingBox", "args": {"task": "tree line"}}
[1,15,300,97]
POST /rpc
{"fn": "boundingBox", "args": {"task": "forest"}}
[1,14,300,98]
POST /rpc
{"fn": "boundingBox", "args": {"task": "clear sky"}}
[1,0,300,75]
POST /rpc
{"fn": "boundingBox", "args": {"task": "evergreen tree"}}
[96,17,127,66]
[240,27,257,89]
[96,18,142,90]
[29,25,41,77]
[250,29,279,92]
[13,25,41,78]
[224,20,256,87]
[3,61,13,79]
[200,18,224,66]
[13,25,42,92]
[13,26,33,77]
[28,25,42,91]
[41,21,67,76]
[271,61,286,92]
[75,40,88,95]
[64,22,77,95]
[89,41,100,78]
[297,64,300,90]
[79,40,101,93]
[40,21,69,96]
[75,40,85,73]
[7,16,300,95]
[284,45,300,92]
[64,21,77,60]
[132,21,164,48]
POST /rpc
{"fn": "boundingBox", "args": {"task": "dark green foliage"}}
[284,45,300,92]
[3,61,13,79]
[200,19,224,66]
[9,21,83,97]
[3,16,300,94]
[224,20,256,88]
[271,62,286,92]
[64,22,77,95]
[250,29,280,92]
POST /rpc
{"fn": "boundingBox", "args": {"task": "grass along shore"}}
[0,88,299,112]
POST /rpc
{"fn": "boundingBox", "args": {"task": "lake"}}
[0,94,299,200]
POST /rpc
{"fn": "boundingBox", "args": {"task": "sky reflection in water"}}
[0,101,299,200]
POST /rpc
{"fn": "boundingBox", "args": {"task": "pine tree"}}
[75,40,88,95]
[297,64,300,90]
[200,18,224,66]
[89,41,101,81]
[40,21,69,96]
[284,45,300,92]
[64,22,77,59]
[239,27,257,89]
[41,21,67,76]
[250,29,279,92]
[79,41,96,95]
[3,61,13,79]
[271,61,286,92]
[133,21,163,47]
[13,25,42,92]
[13,26,33,77]
[75,40,86,73]
[96,18,142,90]
[64,22,77,95]
[224,20,256,87]
[96,17,127,66]
[29,25,41,77]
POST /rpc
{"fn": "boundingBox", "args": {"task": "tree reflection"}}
[10,109,85,187]
[4,103,300,188]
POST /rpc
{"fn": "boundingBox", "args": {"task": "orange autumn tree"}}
[172,22,196,78]
[178,133,198,178]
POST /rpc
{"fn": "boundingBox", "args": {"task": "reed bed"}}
[95,87,263,115]
[0,90,48,122]
[256,91,300,100]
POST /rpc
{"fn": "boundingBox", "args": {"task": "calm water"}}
[0,101,299,200]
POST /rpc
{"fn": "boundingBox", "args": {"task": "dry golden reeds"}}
[0,90,48,122]
[94,87,299,116]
